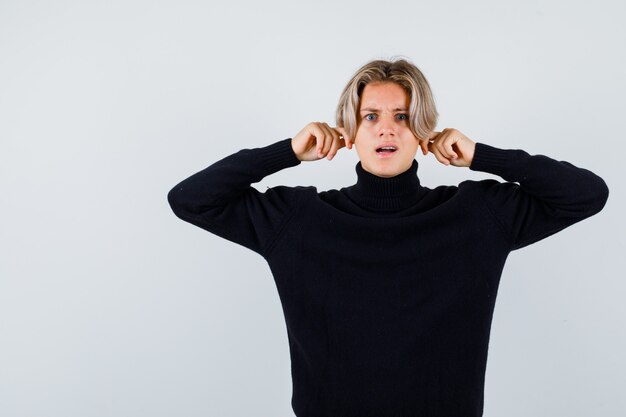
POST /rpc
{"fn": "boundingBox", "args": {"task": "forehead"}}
[359,82,409,111]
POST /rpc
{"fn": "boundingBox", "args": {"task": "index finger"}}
[428,130,441,141]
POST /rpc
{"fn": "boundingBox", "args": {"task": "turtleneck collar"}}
[344,159,425,212]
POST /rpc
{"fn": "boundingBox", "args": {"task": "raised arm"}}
[468,142,609,251]
[425,128,609,251]
[167,122,352,256]
[167,138,303,257]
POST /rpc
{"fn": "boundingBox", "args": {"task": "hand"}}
[423,128,476,168]
[291,122,352,162]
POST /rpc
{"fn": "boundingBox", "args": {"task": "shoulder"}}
[458,178,512,192]
[459,178,502,188]
[268,184,319,196]
[262,184,318,203]
[456,178,519,203]
[318,187,342,197]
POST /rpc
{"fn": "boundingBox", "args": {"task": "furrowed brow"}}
[360,107,408,112]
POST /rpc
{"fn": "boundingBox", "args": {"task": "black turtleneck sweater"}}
[167,138,608,417]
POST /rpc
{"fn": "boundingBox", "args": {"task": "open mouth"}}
[376,146,397,154]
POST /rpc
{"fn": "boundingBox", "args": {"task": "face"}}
[354,82,420,178]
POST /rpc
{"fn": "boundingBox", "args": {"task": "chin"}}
[363,161,407,178]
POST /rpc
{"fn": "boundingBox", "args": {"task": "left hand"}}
[419,128,476,168]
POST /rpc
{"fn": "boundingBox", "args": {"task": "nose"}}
[378,113,396,137]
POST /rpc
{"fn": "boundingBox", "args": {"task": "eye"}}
[365,114,377,121]
[396,114,408,120]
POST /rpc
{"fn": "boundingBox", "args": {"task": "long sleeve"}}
[167,138,303,257]
[469,142,609,251]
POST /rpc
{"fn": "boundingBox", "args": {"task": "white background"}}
[1,0,624,416]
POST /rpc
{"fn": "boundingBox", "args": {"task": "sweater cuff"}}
[469,142,521,178]
[257,138,302,173]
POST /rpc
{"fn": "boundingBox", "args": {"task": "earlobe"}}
[418,140,428,156]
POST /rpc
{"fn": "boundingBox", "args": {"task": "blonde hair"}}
[335,57,438,142]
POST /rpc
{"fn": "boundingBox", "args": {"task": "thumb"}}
[419,131,440,155]
[335,126,352,149]
[419,139,428,156]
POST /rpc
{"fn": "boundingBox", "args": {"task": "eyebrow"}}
[360,107,408,112]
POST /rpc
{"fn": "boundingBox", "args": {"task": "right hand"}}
[291,122,352,162]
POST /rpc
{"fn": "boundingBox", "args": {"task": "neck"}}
[345,159,424,212]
